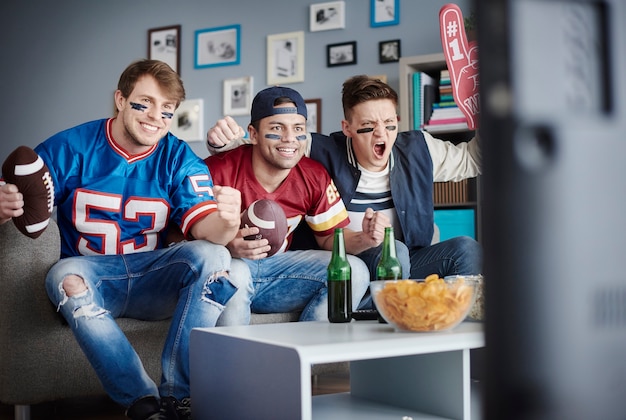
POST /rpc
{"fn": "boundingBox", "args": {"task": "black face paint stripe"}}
[356,126,397,134]
[130,102,147,112]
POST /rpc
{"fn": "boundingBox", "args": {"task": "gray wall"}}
[0,0,469,161]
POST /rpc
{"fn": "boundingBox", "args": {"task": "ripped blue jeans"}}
[218,250,371,324]
[45,240,244,408]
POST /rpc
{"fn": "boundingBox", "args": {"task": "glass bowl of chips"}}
[445,275,484,321]
[371,274,478,332]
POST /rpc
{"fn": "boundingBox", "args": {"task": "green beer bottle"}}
[327,228,352,323]
[375,227,403,322]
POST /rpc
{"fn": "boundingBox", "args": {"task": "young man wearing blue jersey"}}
[207,76,482,310]
[204,86,372,324]
[0,60,247,420]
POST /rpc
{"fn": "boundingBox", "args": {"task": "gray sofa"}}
[0,219,338,419]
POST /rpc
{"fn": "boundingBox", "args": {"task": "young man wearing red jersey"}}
[205,86,377,323]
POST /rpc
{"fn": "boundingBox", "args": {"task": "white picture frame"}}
[267,31,305,85]
[310,1,346,32]
[223,76,254,116]
[169,99,204,142]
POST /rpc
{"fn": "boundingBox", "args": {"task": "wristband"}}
[208,142,227,149]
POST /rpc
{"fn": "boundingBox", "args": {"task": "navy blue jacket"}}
[300,130,434,250]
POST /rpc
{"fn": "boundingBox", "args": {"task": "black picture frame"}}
[148,25,181,74]
[379,39,401,63]
[327,41,357,67]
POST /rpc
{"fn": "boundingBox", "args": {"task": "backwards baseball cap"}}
[250,86,307,124]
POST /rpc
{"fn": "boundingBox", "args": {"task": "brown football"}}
[240,199,288,257]
[2,146,54,238]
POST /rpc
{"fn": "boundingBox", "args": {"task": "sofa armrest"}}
[0,219,62,346]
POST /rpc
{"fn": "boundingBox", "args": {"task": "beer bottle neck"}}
[381,227,397,259]
[332,228,347,259]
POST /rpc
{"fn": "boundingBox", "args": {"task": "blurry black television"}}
[477,0,626,418]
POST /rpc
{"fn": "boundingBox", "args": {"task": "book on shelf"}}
[422,84,436,126]
[411,71,436,129]
[430,107,466,119]
[432,100,458,108]
[439,84,453,95]
[409,72,422,130]
[426,117,468,126]
[423,121,469,133]
[440,69,450,84]
[433,179,469,205]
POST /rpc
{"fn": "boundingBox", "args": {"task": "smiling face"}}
[113,75,178,154]
[341,98,398,172]
[249,102,307,184]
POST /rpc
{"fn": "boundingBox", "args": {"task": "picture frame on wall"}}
[195,24,240,69]
[148,25,181,74]
[305,98,322,133]
[309,1,345,32]
[169,98,204,142]
[327,41,357,67]
[371,0,400,27]
[379,39,401,63]
[223,76,253,116]
[267,31,304,85]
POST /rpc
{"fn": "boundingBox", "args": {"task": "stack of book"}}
[421,69,469,133]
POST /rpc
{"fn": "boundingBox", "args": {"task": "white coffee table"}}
[190,320,484,420]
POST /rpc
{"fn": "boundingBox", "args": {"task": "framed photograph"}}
[195,24,240,69]
[169,99,204,142]
[379,39,401,63]
[148,25,181,73]
[267,31,304,85]
[310,1,345,32]
[223,76,253,116]
[305,98,322,133]
[327,41,357,67]
[371,0,400,27]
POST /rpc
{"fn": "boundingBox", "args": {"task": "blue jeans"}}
[45,240,247,407]
[409,236,483,279]
[218,250,371,324]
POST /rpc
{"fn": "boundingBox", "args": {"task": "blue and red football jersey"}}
[36,118,217,258]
